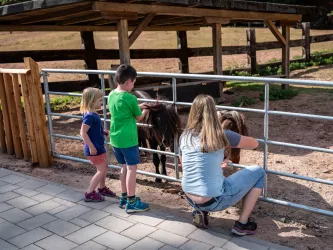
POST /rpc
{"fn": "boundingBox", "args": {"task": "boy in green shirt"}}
[108,64,149,213]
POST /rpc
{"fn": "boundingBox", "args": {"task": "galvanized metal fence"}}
[42,69,333,217]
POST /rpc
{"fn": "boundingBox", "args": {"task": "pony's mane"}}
[220,110,248,136]
[145,101,181,141]
[219,110,249,164]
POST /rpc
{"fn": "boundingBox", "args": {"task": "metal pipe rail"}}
[42,68,333,217]
[42,68,333,87]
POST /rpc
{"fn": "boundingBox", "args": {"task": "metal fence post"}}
[172,77,180,180]
[43,71,55,155]
[100,74,110,164]
[263,82,269,197]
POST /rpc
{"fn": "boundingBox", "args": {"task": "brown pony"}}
[133,90,181,182]
[218,110,249,165]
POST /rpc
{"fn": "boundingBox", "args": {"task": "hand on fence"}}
[221,160,231,169]
[104,129,110,137]
[139,102,149,109]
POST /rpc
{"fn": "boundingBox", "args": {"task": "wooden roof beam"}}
[12,5,92,25]
[129,13,155,47]
[279,20,299,26]
[153,17,202,26]
[60,13,102,25]
[0,25,200,32]
[204,17,230,24]
[265,20,286,46]
[92,19,117,26]
[100,11,138,21]
[159,20,203,26]
[149,16,187,26]
[92,2,302,21]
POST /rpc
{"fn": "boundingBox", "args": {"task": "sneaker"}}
[98,187,116,197]
[125,197,149,213]
[84,191,104,202]
[231,217,257,236]
[192,210,209,229]
[119,197,127,209]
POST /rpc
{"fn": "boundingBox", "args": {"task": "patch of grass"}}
[231,51,333,77]
[226,82,300,102]
[292,55,303,60]
[259,86,299,101]
[50,95,81,111]
[267,58,280,63]
[232,96,257,107]
[226,81,265,91]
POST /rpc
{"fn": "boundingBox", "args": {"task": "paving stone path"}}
[0,168,294,250]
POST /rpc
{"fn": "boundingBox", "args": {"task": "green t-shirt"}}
[108,91,142,148]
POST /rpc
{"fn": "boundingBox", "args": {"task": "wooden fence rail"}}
[0,59,51,167]
[0,25,332,65]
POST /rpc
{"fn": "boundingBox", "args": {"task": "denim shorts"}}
[187,166,265,212]
[112,145,140,166]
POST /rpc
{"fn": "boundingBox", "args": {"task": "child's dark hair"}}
[116,64,137,85]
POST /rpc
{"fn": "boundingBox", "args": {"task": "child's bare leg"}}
[87,163,107,193]
[98,162,108,189]
[120,164,127,193]
[126,164,137,196]
[239,188,262,223]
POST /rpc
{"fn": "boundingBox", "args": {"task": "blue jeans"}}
[187,166,265,212]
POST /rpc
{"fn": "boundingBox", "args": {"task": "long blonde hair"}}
[185,94,229,152]
[80,87,103,113]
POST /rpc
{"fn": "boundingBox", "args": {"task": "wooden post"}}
[108,64,119,90]
[177,31,189,73]
[12,74,30,161]
[80,31,99,85]
[129,13,155,47]
[20,74,39,163]
[24,58,52,167]
[0,110,6,153]
[246,28,257,74]
[282,26,290,89]
[117,20,131,65]
[0,73,13,154]
[3,73,23,159]
[302,22,310,61]
[212,23,224,98]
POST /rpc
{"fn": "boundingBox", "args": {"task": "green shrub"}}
[235,71,252,77]
[49,96,81,111]
[232,96,257,107]
[259,87,298,101]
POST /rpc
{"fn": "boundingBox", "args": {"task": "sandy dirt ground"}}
[1,65,333,250]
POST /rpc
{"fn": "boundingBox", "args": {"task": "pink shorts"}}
[87,153,106,165]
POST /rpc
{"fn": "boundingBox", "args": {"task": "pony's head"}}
[145,102,181,148]
[219,110,248,136]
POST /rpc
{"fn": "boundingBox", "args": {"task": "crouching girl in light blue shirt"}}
[180,94,264,236]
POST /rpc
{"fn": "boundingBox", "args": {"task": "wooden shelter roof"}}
[0,0,315,32]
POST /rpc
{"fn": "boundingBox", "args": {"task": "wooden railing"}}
[0,58,51,167]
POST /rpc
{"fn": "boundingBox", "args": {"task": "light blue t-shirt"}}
[180,130,241,197]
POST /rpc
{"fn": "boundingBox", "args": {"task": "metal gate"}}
[42,69,333,217]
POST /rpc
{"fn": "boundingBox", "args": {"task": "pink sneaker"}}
[84,191,104,202]
[98,187,116,197]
